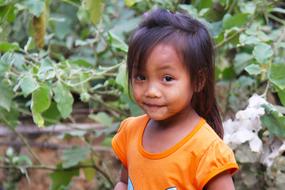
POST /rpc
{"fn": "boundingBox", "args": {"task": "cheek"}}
[167,86,193,104]
[132,85,142,102]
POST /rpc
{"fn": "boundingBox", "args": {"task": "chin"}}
[146,112,169,121]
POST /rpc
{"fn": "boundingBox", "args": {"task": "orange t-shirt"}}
[112,115,238,190]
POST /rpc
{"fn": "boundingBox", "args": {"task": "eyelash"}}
[134,75,174,82]
[135,75,146,81]
[163,75,174,82]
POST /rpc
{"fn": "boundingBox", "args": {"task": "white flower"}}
[223,94,267,153]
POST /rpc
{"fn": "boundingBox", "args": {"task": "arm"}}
[114,166,128,190]
[205,171,235,190]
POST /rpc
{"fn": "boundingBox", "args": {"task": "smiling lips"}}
[143,102,165,108]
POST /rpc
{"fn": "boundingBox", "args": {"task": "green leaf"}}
[0,53,16,76]
[245,64,262,75]
[0,5,17,23]
[222,13,248,29]
[237,76,255,88]
[82,0,103,25]
[69,58,93,67]
[234,53,253,74]
[240,2,256,14]
[0,106,19,127]
[19,75,39,97]
[0,80,13,111]
[253,43,273,64]
[108,32,128,52]
[62,147,91,168]
[90,0,102,25]
[51,16,72,39]
[239,34,260,45]
[115,63,128,93]
[221,66,235,80]
[125,0,136,7]
[53,82,74,119]
[277,88,285,106]
[31,85,51,127]
[21,0,45,17]
[0,58,9,76]
[38,58,56,80]
[13,155,32,166]
[31,85,51,113]
[32,111,44,127]
[49,164,79,190]
[42,102,61,125]
[12,53,25,71]
[81,159,96,182]
[256,31,271,42]
[120,94,143,116]
[194,0,212,10]
[109,16,141,39]
[261,105,285,138]
[89,112,113,127]
[178,4,198,18]
[269,63,285,90]
[0,42,20,52]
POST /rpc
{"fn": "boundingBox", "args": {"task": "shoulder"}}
[117,114,149,134]
[193,121,239,189]
[192,120,230,156]
[194,121,222,144]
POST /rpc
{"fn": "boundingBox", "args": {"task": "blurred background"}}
[0,0,285,189]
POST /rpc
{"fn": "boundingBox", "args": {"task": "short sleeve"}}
[112,118,129,168]
[195,139,239,190]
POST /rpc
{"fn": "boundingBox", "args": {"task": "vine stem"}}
[261,81,270,98]
[91,95,128,118]
[61,0,80,8]
[228,0,237,14]
[7,125,42,165]
[214,28,246,49]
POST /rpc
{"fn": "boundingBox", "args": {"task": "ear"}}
[194,69,206,92]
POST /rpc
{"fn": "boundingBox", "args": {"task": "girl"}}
[112,9,239,190]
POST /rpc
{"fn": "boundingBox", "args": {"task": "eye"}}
[163,75,174,82]
[135,74,146,81]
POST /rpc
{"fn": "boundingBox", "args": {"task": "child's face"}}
[132,44,194,121]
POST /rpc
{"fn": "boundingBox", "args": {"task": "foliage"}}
[0,0,285,189]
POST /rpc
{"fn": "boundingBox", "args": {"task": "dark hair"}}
[127,9,223,138]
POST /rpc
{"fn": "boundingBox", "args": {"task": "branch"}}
[0,141,112,152]
[7,125,42,165]
[0,123,106,136]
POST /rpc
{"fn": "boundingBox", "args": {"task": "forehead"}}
[143,43,185,71]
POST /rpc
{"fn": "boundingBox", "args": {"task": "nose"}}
[144,83,161,98]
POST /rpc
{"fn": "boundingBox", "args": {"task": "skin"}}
[114,44,235,190]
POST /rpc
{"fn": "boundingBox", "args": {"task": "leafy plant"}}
[1,0,285,189]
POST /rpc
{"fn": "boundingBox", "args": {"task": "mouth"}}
[142,102,165,108]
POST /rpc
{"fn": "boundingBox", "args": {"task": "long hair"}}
[126,9,223,138]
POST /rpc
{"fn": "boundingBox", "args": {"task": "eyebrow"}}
[157,65,173,71]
